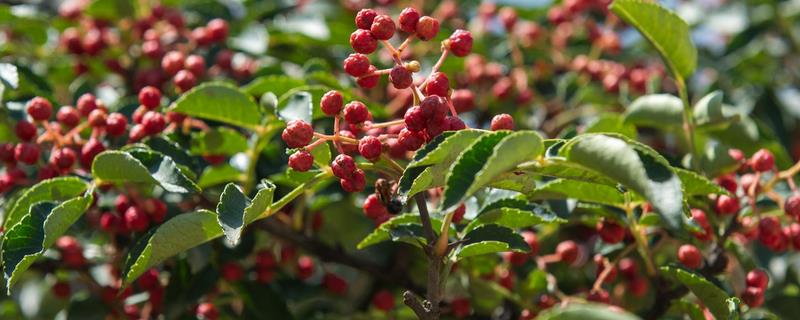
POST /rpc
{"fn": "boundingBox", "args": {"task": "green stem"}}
[625,193,656,276]
[257,171,332,220]
[243,124,282,194]
[676,77,700,172]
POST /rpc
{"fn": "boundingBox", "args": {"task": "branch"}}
[404,291,432,320]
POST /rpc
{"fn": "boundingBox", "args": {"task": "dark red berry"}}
[499,7,518,30]
[425,72,450,97]
[343,53,371,77]
[372,290,395,312]
[142,40,163,59]
[445,116,466,131]
[173,70,196,92]
[297,255,314,280]
[221,262,244,282]
[331,154,357,179]
[587,289,610,304]
[57,106,80,127]
[370,15,396,40]
[715,195,740,215]
[556,240,579,264]
[125,206,150,232]
[14,143,40,165]
[323,273,348,295]
[52,281,71,299]
[281,120,314,148]
[196,303,219,320]
[340,169,366,192]
[50,148,77,170]
[451,89,475,113]
[106,113,128,136]
[746,269,769,290]
[355,9,377,30]
[15,120,36,142]
[142,111,166,135]
[398,128,424,150]
[80,138,106,167]
[138,86,161,109]
[678,244,702,269]
[398,7,421,33]
[750,149,775,172]
[88,109,107,128]
[491,114,514,131]
[786,194,800,219]
[448,29,473,57]
[363,194,388,219]
[207,18,229,42]
[389,65,413,89]
[451,298,471,318]
[99,212,120,232]
[320,90,344,116]
[358,136,382,161]
[27,97,52,121]
[288,150,314,172]
[344,101,370,124]
[741,287,764,308]
[356,65,379,88]
[350,29,377,54]
[142,198,167,223]
[137,269,160,290]
[452,204,466,223]
[416,16,440,41]
[338,130,359,154]
[76,93,98,117]
[715,174,737,194]
[597,220,625,244]
[161,51,185,76]
[185,54,206,77]
[521,231,539,255]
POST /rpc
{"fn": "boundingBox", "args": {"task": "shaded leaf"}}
[457,224,529,260]
[536,303,641,320]
[623,94,683,129]
[661,266,733,319]
[465,198,565,233]
[676,168,732,197]
[92,150,200,193]
[3,177,89,230]
[527,179,628,207]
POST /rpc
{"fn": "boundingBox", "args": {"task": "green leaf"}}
[456,224,529,260]
[397,130,487,200]
[441,131,544,213]
[85,0,133,20]
[190,127,249,156]
[465,198,565,233]
[3,177,89,230]
[661,266,733,319]
[675,168,732,197]
[388,223,429,247]
[169,82,263,130]
[198,164,241,188]
[356,214,449,249]
[243,75,306,98]
[277,91,313,124]
[562,134,684,232]
[623,94,684,129]
[123,210,222,284]
[236,282,294,319]
[536,303,641,320]
[215,181,275,246]
[669,299,706,320]
[2,191,93,291]
[693,91,724,126]
[516,159,618,186]
[585,113,637,139]
[92,150,200,193]
[143,137,197,170]
[527,179,628,207]
[310,141,331,168]
[610,0,697,79]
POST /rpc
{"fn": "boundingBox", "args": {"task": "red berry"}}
[161,51,185,76]
[137,269,160,290]
[99,212,120,232]
[323,273,348,295]
[167,112,187,124]
[786,194,800,219]
[416,16,440,41]
[372,290,395,312]
[52,281,71,299]
[618,258,637,279]
[192,27,213,46]
[355,9,377,29]
[255,250,276,268]
[143,198,167,223]
[741,173,760,194]
[746,269,769,290]
[142,111,166,135]
[491,114,514,131]
[387,138,406,159]
[50,148,77,170]
[88,109,107,128]
[281,120,314,148]
[492,77,513,99]
[677,244,702,269]
[445,116,466,131]
[340,169,366,192]
[741,286,764,308]
[207,18,229,42]
[370,15,396,40]
[56,236,85,267]
[338,130,359,154]
[185,54,206,77]
[57,106,80,127]
[115,194,132,214]
[350,29,377,54]
[320,90,344,116]
[452,204,466,223]
[141,40,162,59]
[451,89,475,113]
[597,220,625,244]
[758,216,782,239]
[389,65,413,89]
[82,29,105,55]
[15,120,36,142]
[124,206,150,232]
[343,53,371,77]
[288,150,314,172]
[448,29,473,57]
[27,97,52,121]
[344,101,370,124]
[398,7,421,33]
[521,231,539,255]
[451,298,471,318]
[173,70,196,92]
[750,149,775,172]
[356,65,380,88]
[499,7,518,30]
[76,93,98,117]
[332,154,357,179]
[363,194,388,219]
[138,86,161,109]
[14,143,40,165]
[628,276,649,297]
[358,136,382,161]
[587,289,610,304]
[221,262,244,282]
[398,128,425,150]
[297,255,315,280]
[715,195,740,215]
[196,303,219,320]
[556,240,579,264]
[106,113,128,136]
[715,174,737,194]
[425,72,450,97]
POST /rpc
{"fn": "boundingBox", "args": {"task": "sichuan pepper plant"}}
[1,0,799,319]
